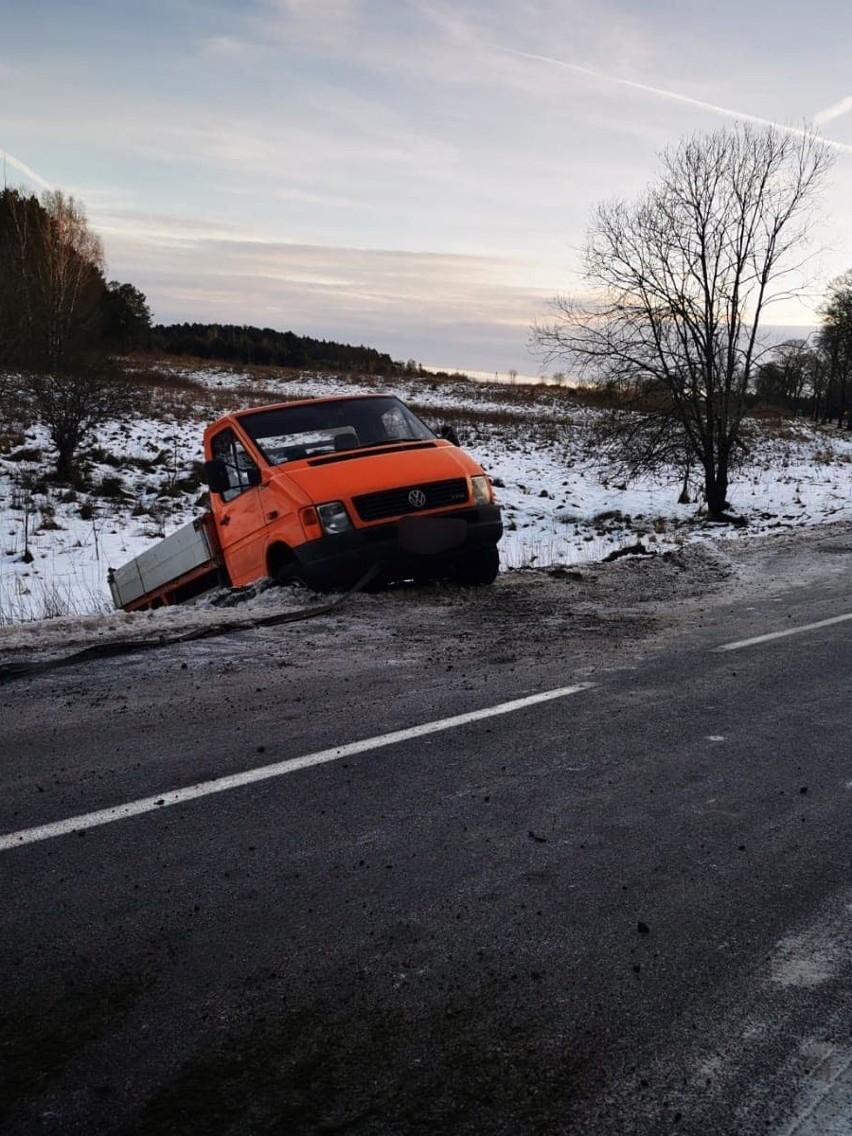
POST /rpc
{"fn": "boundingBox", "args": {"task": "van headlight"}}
[316,501,352,534]
[471,475,492,505]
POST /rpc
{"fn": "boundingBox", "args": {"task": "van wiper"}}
[307,440,437,467]
[355,438,435,450]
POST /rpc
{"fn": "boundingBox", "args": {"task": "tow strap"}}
[0,564,383,686]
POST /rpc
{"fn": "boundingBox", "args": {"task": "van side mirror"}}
[439,424,460,446]
[203,459,231,494]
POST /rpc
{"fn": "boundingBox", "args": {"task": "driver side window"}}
[210,428,259,503]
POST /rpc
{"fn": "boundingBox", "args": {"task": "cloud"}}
[0,147,52,190]
[259,0,362,54]
[92,209,251,248]
[814,95,852,126]
[487,43,852,156]
[198,35,254,57]
[249,0,555,98]
[97,214,549,368]
[103,216,538,301]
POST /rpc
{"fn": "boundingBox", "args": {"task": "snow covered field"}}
[1,362,851,625]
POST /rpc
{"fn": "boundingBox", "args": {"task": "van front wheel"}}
[449,546,499,587]
[268,545,301,587]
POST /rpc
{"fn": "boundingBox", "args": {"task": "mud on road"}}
[2,522,850,682]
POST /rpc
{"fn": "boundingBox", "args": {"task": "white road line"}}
[775,1043,852,1136]
[0,683,595,852]
[714,613,852,653]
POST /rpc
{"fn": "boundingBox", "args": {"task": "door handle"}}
[219,514,231,526]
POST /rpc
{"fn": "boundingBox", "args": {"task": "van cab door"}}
[209,427,269,586]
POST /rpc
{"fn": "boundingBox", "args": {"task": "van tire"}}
[449,546,499,586]
[268,545,301,586]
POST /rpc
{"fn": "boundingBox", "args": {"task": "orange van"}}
[110,393,502,610]
[202,393,502,590]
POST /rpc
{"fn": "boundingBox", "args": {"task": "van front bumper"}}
[293,505,502,589]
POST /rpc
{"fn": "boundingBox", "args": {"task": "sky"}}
[2,0,852,374]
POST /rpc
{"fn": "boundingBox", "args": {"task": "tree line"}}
[753,277,852,425]
[150,322,396,374]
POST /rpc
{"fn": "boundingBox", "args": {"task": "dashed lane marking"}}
[714,613,852,653]
[776,1043,852,1136]
[0,683,595,852]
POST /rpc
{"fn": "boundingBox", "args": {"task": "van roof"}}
[230,393,391,421]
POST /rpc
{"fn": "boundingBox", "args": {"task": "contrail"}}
[0,147,53,190]
[487,43,852,156]
[814,95,852,126]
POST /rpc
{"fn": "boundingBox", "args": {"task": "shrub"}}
[91,476,128,500]
[6,447,43,463]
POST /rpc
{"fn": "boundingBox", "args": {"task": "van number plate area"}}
[398,515,466,555]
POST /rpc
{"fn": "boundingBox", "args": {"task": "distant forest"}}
[151,322,398,374]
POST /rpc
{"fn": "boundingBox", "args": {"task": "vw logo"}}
[408,489,427,508]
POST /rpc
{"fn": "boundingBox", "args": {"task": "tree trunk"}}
[705,466,729,521]
[53,433,79,484]
[678,453,692,504]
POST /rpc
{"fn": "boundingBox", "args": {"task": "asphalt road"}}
[1,553,851,1135]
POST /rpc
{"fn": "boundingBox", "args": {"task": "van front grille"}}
[353,478,469,522]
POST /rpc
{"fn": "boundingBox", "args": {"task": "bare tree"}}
[533,124,833,519]
[40,190,106,372]
[25,364,145,482]
[1,189,105,373]
[1,188,145,480]
[754,338,820,411]
[816,270,852,428]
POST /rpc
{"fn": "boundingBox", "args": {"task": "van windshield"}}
[239,396,435,465]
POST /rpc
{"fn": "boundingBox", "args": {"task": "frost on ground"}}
[1,360,851,631]
[4,526,850,681]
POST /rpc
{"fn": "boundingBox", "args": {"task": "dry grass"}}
[0,573,112,625]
